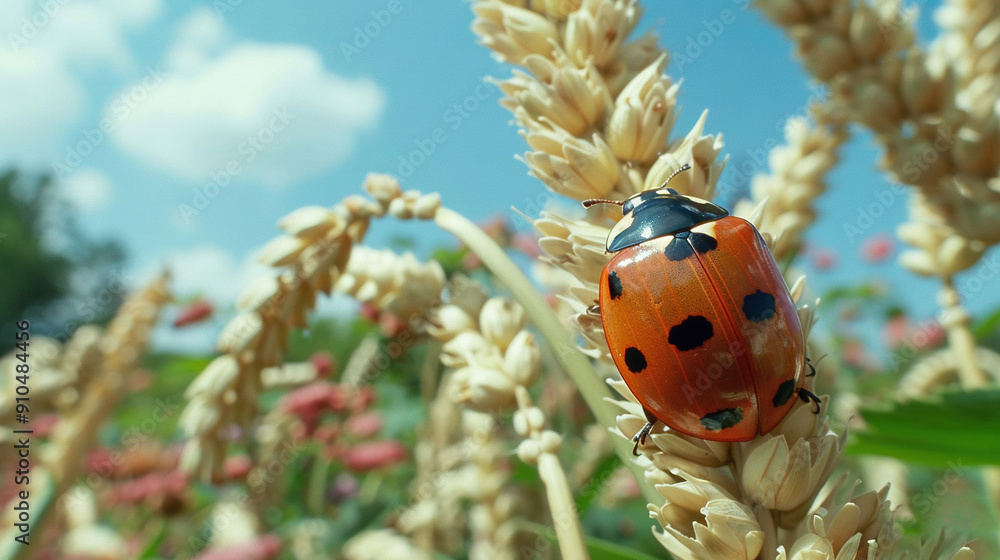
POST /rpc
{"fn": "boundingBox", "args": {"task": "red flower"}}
[345,411,384,439]
[341,440,407,472]
[30,414,60,437]
[912,321,946,351]
[883,314,910,348]
[512,233,542,258]
[281,382,346,434]
[108,470,189,505]
[359,302,381,323]
[861,233,895,263]
[309,351,336,379]
[173,300,214,328]
[223,455,253,480]
[379,312,409,337]
[810,247,837,271]
[842,339,875,370]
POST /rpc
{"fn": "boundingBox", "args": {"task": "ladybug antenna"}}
[582,198,625,208]
[656,163,692,190]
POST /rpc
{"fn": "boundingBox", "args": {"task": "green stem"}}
[306,453,331,515]
[433,206,660,505]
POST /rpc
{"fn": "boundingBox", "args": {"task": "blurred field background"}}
[1,1,999,559]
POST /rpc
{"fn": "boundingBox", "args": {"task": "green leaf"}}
[576,453,621,515]
[510,457,543,485]
[846,389,1000,467]
[519,521,667,560]
[137,520,168,559]
[973,308,1000,339]
[820,283,883,306]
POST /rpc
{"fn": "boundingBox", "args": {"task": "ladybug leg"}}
[586,303,601,316]
[797,388,821,414]
[631,408,658,455]
[805,356,817,378]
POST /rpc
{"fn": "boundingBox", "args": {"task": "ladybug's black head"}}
[621,187,681,215]
[582,165,728,252]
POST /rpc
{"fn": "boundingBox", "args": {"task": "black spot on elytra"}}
[743,290,776,323]
[701,408,744,431]
[608,271,623,300]
[664,231,717,261]
[624,347,647,373]
[689,232,718,254]
[772,379,796,408]
[664,236,694,261]
[668,315,713,351]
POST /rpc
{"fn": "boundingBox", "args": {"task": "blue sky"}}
[4,0,997,351]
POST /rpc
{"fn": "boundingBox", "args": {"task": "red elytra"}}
[584,166,819,452]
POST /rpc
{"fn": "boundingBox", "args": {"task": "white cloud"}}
[134,244,269,353]
[109,12,386,188]
[60,168,113,212]
[0,0,163,165]
[138,244,359,353]
[0,49,86,161]
[152,245,271,304]
[97,0,163,28]
[165,7,228,72]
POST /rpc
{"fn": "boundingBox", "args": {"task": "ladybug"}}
[584,165,819,453]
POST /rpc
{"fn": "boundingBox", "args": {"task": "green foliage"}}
[846,388,1000,467]
[0,171,71,322]
[522,520,668,560]
[973,308,1000,340]
[0,169,126,348]
[576,454,621,515]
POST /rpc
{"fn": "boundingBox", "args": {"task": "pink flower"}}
[842,339,875,370]
[378,312,409,337]
[478,215,510,241]
[809,246,837,271]
[883,314,910,348]
[861,233,895,263]
[462,251,482,270]
[309,351,336,379]
[341,440,407,472]
[312,423,342,444]
[345,411,384,439]
[108,470,189,505]
[223,455,253,480]
[30,414,60,437]
[359,302,381,323]
[281,382,346,434]
[911,321,947,351]
[173,300,214,328]
[193,535,281,560]
[512,233,542,258]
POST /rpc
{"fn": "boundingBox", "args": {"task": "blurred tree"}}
[0,169,126,350]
